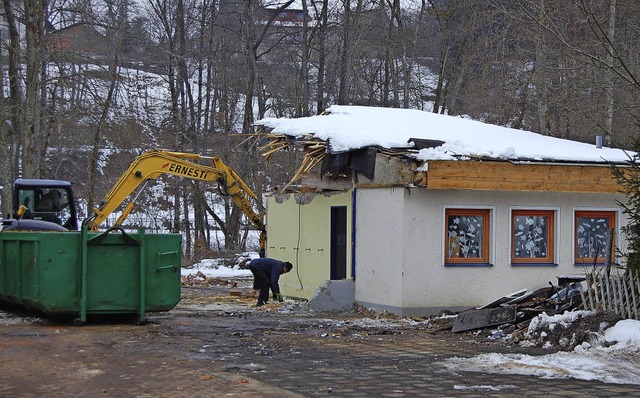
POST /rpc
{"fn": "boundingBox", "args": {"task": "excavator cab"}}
[10,179,78,230]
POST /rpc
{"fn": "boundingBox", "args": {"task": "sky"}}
[185,259,640,387]
[255,105,634,163]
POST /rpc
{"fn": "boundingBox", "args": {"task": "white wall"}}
[354,187,628,316]
[353,188,406,310]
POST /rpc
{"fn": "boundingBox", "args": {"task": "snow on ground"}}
[184,259,640,385]
[181,252,259,279]
[444,311,640,385]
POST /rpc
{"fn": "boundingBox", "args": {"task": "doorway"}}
[330,206,348,279]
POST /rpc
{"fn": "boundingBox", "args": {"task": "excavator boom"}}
[82,150,266,253]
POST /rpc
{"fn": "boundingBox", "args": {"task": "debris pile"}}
[452,276,587,336]
[516,310,623,350]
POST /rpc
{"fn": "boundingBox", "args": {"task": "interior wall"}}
[266,191,352,299]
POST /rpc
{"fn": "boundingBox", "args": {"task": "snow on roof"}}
[255,105,634,164]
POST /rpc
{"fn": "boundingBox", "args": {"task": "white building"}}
[255,106,633,316]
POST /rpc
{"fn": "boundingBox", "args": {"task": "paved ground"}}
[1,280,639,397]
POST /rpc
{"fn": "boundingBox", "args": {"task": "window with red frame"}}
[511,210,555,265]
[445,209,490,265]
[575,211,616,265]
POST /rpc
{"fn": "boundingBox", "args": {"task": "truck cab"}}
[12,179,79,230]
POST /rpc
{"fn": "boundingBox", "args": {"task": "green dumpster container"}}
[0,227,182,323]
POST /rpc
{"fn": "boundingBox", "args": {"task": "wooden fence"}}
[581,267,640,320]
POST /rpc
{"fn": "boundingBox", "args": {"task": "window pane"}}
[447,214,484,259]
[513,215,549,259]
[576,215,611,259]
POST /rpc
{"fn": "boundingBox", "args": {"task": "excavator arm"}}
[82,149,267,254]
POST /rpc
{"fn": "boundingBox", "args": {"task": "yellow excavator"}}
[4,149,267,256]
[82,149,267,255]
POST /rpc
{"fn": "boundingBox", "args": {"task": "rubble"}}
[516,310,623,350]
[452,276,587,336]
[452,306,517,333]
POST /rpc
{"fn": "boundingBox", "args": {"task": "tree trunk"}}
[337,0,352,105]
[87,56,119,217]
[316,0,329,113]
[23,0,47,178]
[605,0,616,146]
[534,31,550,136]
[176,0,197,146]
[172,188,180,234]
[433,48,447,113]
[242,0,257,135]
[382,0,391,107]
[1,0,22,214]
[300,0,310,116]
[182,189,192,258]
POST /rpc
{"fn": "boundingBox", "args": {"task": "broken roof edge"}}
[268,184,351,198]
[253,124,632,192]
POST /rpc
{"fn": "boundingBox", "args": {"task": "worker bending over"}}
[248,257,293,307]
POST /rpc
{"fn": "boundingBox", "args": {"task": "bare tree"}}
[604,0,616,146]
[313,0,330,113]
[23,0,47,178]
[337,0,363,104]
[427,0,482,115]
[146,0,185,241]
[0,0,23,214]
[507,0,640,145]
[85,0,133,216]
[299,0,310,116]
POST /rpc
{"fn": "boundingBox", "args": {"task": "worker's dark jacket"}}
[249,258,286,295]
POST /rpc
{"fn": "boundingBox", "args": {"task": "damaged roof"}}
[254,105,634,164]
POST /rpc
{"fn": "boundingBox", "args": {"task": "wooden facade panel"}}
[425,160,623,193]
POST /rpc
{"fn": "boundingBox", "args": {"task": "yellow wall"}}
[266,191,353,299]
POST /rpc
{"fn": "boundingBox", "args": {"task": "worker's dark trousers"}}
[249,267,271,303]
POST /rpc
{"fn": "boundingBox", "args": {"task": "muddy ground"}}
[0,279,637,397]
